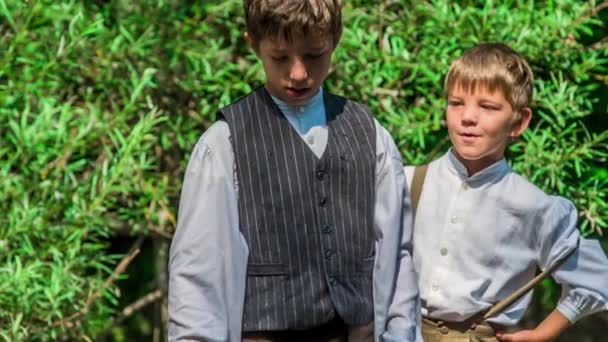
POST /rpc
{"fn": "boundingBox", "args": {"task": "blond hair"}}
[445,43,534,113]
[243,0,342,46]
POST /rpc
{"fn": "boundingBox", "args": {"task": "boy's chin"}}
[265,85,320,106]
[453,148,505,167]
[282,88,319,106]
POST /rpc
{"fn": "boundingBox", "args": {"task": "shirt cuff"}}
[557,296,582,323]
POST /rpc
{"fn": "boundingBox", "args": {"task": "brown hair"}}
[445,43,534,113]
[243,0,342,46]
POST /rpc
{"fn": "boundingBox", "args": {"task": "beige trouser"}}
[242,318,373,342]
[422,317,500,342]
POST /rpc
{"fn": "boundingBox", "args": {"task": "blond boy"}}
[405,43,608,342]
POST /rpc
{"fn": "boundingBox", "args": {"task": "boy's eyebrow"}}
[269,47,329,54]
[480,100,503,107]
[478,97,502,104]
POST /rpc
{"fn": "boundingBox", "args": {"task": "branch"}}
[593,1,608,14]
[40,148,74,179]
[51,236,145,329]
[571,1,608,27]
[113,289,163,326]
[148,225,173,240]
[96,289,164,339]
[106,214,173,240]
[589,36,608,51]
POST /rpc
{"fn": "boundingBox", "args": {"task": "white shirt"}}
[168,89,422,342]
[404,150,608,325]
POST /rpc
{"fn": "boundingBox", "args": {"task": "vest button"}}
[323,224,334,234]
[316,170,327,181]
[319,197,328,207]
[325,250,334,260]
[328,278,337,286]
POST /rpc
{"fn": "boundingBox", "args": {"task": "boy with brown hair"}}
[405,42,608,341]
[168,1,421,341]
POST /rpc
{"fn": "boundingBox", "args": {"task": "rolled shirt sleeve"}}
[168,123,248,342]
[537,197,608,323]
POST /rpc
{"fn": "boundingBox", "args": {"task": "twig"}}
[105,212,173,240]
[51,236,145,329]
[593,1,608,14]
[570,1,608,27]
[114,289,163,326]
[372,87,400,97]
[582,208,600,236]
[40,148,74,179]
[148,225,173,240]
[378,1,386,50]
[96,289,164,339]
[589,36,608,51]
[158,199,177,228]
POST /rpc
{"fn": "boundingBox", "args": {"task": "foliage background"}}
[0,0,607,340]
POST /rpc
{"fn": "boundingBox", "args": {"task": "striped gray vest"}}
[220,87,376,331]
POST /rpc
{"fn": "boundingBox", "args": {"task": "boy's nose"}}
[461,106,478,125]
[289,59,308,82]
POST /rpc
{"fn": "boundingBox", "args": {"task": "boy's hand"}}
[496,309,570,342]
[496,329,552,342]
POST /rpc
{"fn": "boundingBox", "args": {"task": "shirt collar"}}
[270,88,324,117]
[445,148,510,184]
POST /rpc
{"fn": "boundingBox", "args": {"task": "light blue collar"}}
[445,148,510,184]
[270,88,325,116]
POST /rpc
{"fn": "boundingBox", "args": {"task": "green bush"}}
[1,0,606,340]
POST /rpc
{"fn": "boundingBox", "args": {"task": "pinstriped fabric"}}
[220,86,376,331]
[250,94,285,329]
[322,95,376,324]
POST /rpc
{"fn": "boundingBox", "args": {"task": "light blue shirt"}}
[168,89,422,341]
[404,150,608,325]
[270,89,328,156]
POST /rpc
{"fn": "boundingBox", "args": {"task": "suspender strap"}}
[410,164,428,213]
[482,240,580,321]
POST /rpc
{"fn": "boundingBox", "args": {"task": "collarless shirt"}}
[404,150,608,325]
[270,88,328,158]
[168,91,421,342]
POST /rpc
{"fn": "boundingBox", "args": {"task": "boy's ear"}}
[510,107,532,138]
[244,32,259,55]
